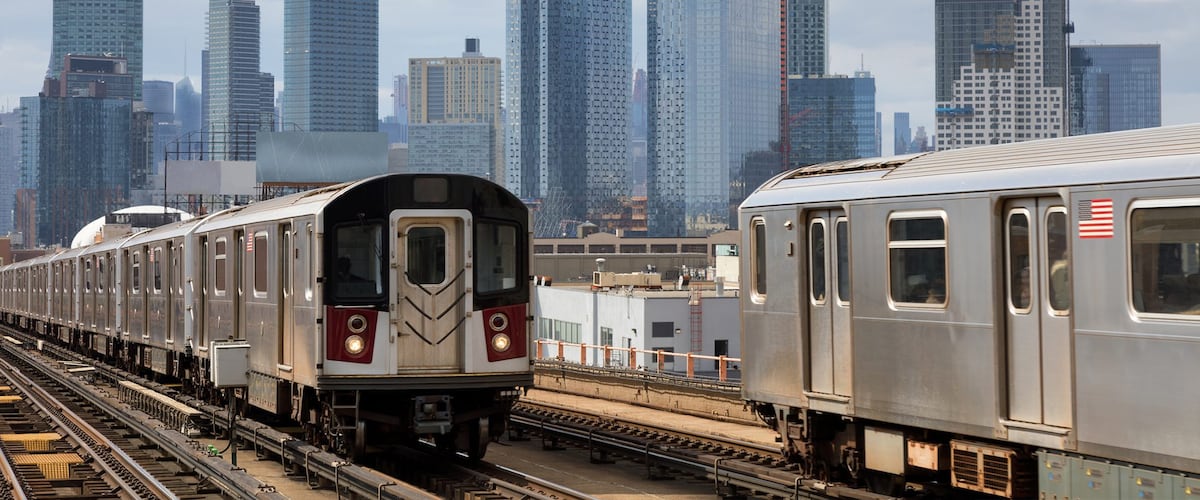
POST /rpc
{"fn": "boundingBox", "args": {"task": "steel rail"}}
[0,339,287,500]
[0,416,28,500]
[510,412,899,500]
[0,357,176,500]
[4,331,440,500]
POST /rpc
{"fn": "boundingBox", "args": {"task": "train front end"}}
[316,174,532,459]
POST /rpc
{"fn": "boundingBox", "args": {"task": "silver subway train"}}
[739,124,1200,498]
[0,173,533,459]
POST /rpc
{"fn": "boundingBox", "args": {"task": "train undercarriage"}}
[755,402,1038,498]
[19,320,520,461]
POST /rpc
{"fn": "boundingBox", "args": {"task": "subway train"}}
[0,173,533,459]
[739,124,1200,498]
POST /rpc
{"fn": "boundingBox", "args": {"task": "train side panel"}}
[739,207,807,411]
[849,195,1003,438]
[1071,182,1200,474]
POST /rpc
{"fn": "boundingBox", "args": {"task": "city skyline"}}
[0,1,1196,155]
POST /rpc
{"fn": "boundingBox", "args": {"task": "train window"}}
[85,259,92,292]
[1007,210,1032,311]
[131,252,141,294]
[413,177,449,203]
[751,219,767,299]
[405,226,446,285]
[152,247,162,293]
[253,233,268,295]
[888,214,947,306]
[810,219,827,304]
[98,257,105,291]
[1045,209,1070,313]
[836,219,850,303]
[476,221,519,294]
[1130,203,1200,316]
[335,222,384,299]
[305,224,314,301]
[214,238,227,294]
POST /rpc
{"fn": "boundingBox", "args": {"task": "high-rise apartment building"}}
[781,0,829,173]
[205,0,274,160]
[934,0,1070,150]
[648,0,779,237]
[49,0,143,100]
[408,39,503,181]
[506,0,631,237]
[1068,44,1161,136]
[283,0,379,132]
[787,73,877,167]
[894,112,912,155]
[785,0,828,77]
[30,56,135,247]
[0,111,20,236]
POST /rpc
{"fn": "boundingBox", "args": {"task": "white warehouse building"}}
[532,282,741,376]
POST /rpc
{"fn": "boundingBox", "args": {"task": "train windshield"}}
[476,221,520,294]
[334,222,385,300]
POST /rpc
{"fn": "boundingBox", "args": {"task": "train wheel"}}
[467,417,489,460]
[434,418,489,460]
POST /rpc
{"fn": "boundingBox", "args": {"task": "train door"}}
[1004,198,1072,428]
[197,235,208,349]
[279,223,294,370]
[234,229,244,340]
[391,210,468,372]
[806,210,853,401]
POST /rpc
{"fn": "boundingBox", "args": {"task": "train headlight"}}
[345,334,366,355]
[490,333,511,353]
[488,312,509,331]
[347,314,368,333]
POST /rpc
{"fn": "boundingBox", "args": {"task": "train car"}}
[0,173,532,460]
[739,124,1200,498]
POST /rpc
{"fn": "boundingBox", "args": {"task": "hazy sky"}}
[1,0,1196,155]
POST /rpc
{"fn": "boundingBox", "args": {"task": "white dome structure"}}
[71,206,195,248]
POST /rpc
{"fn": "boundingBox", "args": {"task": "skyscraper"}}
[506,0,632,237]
[392,74,409,143]
[48,0,144,100]
[205,0,273,159]
[894,112,912,155]
[142,80,179,174]
[175,76,202,137]
[648,0,779,236]
[283,0,379,132]
[787,73,877,167]
[781,0,829,173]
[786,0,829,77]
[0,111,20,236]
[142,80,174,118]
[934,0,1070,150]
[408,39,503,180]
[1068,44,1161,136]
[31,56,135,247]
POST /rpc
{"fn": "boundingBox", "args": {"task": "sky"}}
[1,0,1196,155]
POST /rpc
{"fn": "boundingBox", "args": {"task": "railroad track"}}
[0,327,589,499]
[510,400,901,500]
[0,340,229,499]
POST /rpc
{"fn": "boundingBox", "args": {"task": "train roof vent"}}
[785,152,930,180]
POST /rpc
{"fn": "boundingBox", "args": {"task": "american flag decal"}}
[245,237,254,252]
[1078,198,1114,239]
